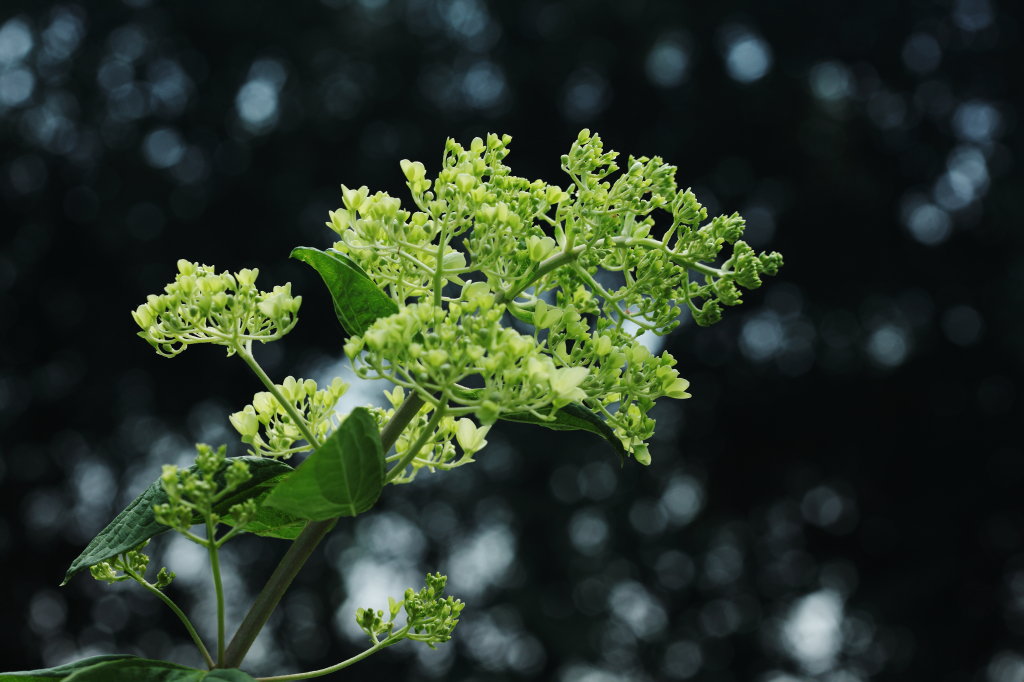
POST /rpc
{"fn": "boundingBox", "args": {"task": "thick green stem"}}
[237,342,322,450]
[254,628,409,681]
[497,245,583,305]
[384,401,446,483]
[127,568,215,670]
[221,392,426,669]
[496,235,726,307]
[206,518,227,666]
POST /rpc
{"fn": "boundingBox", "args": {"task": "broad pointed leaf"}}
[62,457,294,585]
[290,246,398,336]
[0,655,138,681]
[46,657,258,682]
[264,407,384,520]
[220,486,306,540]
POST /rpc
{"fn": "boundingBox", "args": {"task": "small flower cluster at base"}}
[355,572,464,649]
[90,542,174,589]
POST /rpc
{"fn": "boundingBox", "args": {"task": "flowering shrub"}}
[4,131,780,681]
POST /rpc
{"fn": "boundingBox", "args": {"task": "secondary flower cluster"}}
[132,259,302,357]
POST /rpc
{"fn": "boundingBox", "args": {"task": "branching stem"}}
[254,627,410,681]
[385,401,447,483]
[236,342,322,450]
[221,391,426,668]
[205,517,227,666]
[125,567,215,670]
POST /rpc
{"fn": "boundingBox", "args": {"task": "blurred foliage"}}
[0,0,1021,681]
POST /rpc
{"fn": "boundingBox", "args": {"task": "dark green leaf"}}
[202,672,258,682]
[63,659,198,682]
[0,655,138,681]
[221,485,306,540]
[264,407,384,520]
[501,403,627,462]
[290,246,398,336]
[62,457,293,585]
[44,658,259,682]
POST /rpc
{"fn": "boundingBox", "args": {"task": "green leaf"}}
[290,246,398,336]
[264,407,384,520]
[0,655,138,681]
[202,673,258,682]
[501,403,628,462]
[221,486,306,540]
[62,457,294,585]
[63,659,197,682]
[33,658,259,682]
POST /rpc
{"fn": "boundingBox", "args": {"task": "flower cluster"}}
[333,130,780,464]
[326,184,468,303]
[355,572,464,649]
[132,259,301,357]
[153,444,256,538]
[229,376,349,459]
[369,387,490,483]
[90,542,174,588]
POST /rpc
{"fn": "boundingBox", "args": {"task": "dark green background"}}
[1,1,1021,680]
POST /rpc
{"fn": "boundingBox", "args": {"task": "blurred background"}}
[1,1,1020,680]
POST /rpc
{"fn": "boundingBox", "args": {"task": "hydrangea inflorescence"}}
[89,130,782,676]
[334,130,781,466]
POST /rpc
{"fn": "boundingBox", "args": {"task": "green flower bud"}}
[664,376,691,399]
[527,235,557,262]
[132,303,156,330]
[593,334,613,356]
[400,159,427,182]
[550,366,589,405]
[229,409,260,438]
[252,392,276,416]
[224,459,252,490]
[476,400,500,425]
[424,349,449,368]
[327,209,352,235]
[341,184,370,212]
[344,336,364,358]
[533,300,562,329]
[454,418,490,455]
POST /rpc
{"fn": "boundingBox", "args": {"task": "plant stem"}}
[497,245,583,304]
[381,392,425,449]
[206,517,227,666]
[236,342,322,450]
[126,568,215,670]
[384,401,446,483]
[221,392,426,668]
[495,235,726,307]
[254,628,408,681]
[222,518,335,668]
